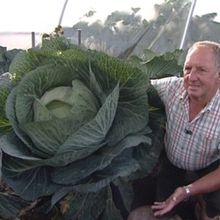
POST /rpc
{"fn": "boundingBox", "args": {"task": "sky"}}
[0,0,220,49]
[0,0,219,32]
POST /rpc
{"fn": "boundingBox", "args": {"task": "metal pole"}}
[78,29,82,46]
[31,32,35,48]
[179,0,197,49]
[58,0,69,26]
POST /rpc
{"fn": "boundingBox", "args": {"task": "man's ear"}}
[218,72,220,85]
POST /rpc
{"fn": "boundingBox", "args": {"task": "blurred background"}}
[0,0,220,55]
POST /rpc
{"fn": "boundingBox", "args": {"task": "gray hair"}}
[188,40,220,70]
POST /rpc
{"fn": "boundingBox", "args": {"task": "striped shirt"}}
[151,77,220,171]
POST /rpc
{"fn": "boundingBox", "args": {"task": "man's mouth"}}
[188,84,200,88]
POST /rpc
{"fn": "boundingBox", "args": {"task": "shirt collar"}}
[206,89,220,111]
[179,89,220,112]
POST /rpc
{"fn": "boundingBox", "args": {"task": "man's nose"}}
[188,70,198,80]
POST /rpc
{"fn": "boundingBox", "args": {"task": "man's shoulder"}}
[151,76,183,90]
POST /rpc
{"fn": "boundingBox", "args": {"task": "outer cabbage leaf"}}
[89,51,149,145]
[51,135,151,185]
[60,189,108,220]
[0,73,13,134]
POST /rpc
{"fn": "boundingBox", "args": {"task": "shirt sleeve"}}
[150,76,180,103]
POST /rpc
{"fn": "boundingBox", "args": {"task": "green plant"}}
[0,37,182,219]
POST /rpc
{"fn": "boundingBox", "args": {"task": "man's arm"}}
[151,166,220,217]
[189,166,220,195]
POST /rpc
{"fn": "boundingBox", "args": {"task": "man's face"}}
[183,46,220,102]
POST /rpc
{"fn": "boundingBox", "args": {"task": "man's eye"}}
[198,68,206,72]
[184,67,191,74]
[196,67,207,74]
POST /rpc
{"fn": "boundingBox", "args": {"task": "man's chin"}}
[187,85,200,91]
[187,90,200,98]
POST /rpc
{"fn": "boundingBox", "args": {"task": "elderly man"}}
[128,41,220,220]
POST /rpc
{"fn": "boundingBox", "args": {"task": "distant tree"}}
[63,0,220,57]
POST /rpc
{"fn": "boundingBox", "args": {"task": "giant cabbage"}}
[0,37,181,219]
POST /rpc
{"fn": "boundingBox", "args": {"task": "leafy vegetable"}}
[0,37,182,219]
[0,46,22,75]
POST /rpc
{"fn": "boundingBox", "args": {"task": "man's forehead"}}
[186,47,215,62]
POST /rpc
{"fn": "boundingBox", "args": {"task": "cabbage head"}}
[0,38,165,219]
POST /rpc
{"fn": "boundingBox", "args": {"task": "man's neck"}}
[188,98,207,122]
